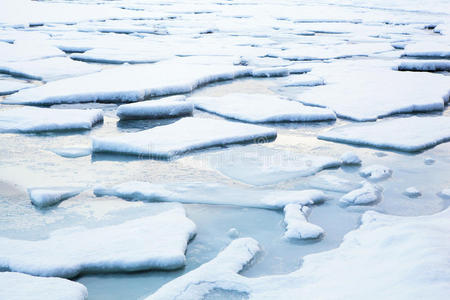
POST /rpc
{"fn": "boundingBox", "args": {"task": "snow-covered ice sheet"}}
[28,186,84,207]
[297,61,450,121]
[0,206,196,277]
[340,182,383,205]
[319,116,450,152]
[94,181,326,210]
[0,57,102,81]
[397,60,450,72]
[0,40,64,63]
[116,95,193,120]
[92,118,276,159]
[283,204,324,239]
[203,146,341,186]
[147,208,450,300]
[0,79,33,95]
[4,60,252,105]
[359,164,393,181]
[189,93,336,123]
[0,107,103,133]
[0,272,88,300]
[70,47,170,64]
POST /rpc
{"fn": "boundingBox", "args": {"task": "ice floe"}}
[92,118,276,159]
[0,272,88,300]
[319,116,450,152]
[28,186,84,207]
[438,188,450,199]
[402,42,450,59]
[70,47,170,64]
[359,164,393,181]
[189,93,336,123]
[340,151,361,165]
[0,40,64,63]
[94,181,326,209]
[148,208,450,299]
[252,67,289,77]
[340,182,383,205]
[116,95,193,120]
[0,57,102,81]
[0,79,33,95]
[4,60,252,105]
[0,107,103,133]
[283,204,324,240]
[307,174,363,193]
[403,187,421,198]
[397,60,450,72]
[0,206,196,277]
[49,146,92,158]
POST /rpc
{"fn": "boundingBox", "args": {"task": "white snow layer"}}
[283,204,324,239]
[397,60,450,72]
[0,272,88,300]
[28,186,84,207]
[116,95,193,120]
[147,208,450,300]
[92,118,277,158]
[189,93,336,123]
[94,181,326,209]
[319,116,450,152]
[359,165,393,181]
[0,107,103,133]
[0,57,102,81]
[340,182,383,205]
[0,206,196,277]
[4,60,252,105]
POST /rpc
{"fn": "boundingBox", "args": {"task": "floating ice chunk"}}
[287,64,312,74]
[0,40,64,63]
[438,188,450,199]
[252,67,289,77]
[116,95,193,120]
[28,186,84,207]
[282,74,325,87]
[94,181,326,209]
[49,146,92,158]
[147,208,450,299]
[0,206,196,277]
[146,238,260,300]
[424,157,435,165]
[204,146,341,186]
[402,42,450,59]
[0,57,102,81]
[397,60,450,72]
[307,174,363,193]
[340,182,383,205]
[189,93,336,123]
[0,79,33,95]
[319,116,450,152]
[340,151,361,165]
[283,204,324,239]
[0,272,88,300]
[0,107,103,133]
[92,118,276,159]
[359,165,392,181]
[227,228,240,239]
[71,47,169,64]
[404,187,421,198]
[391,42,406,50]
[4,60,252,105]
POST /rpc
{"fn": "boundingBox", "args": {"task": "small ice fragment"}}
[283,204,324,239]
[359,165,392,181]
[404,187,421,198]
[227,228,240,239]
[340,151,361,165]
[340,182,382,205]
[438,188,450,199]
[424,157,435,165]
[28,186,84,207]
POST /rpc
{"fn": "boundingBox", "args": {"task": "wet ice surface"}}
[1,0,450,299]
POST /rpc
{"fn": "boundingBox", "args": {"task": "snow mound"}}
[92,118,277,159]
[0,107,103,133]
[146,208,450,299]
[340,151,361,165]
[28,186,84,207]
[283,204,324,239]
[0,79,34,96]
[4,60,252,105]
[94,181,326,209]
[189,93,336,123]
[397,60,450,72]
[359,164,392,181]
[0,272,88,300]
[282,74,325,87]
[340,182,383,205]
[404,187,421,198]
[319,116,450,152]
[116,95,193,120]
[307,174,363,193]
[0,206,196,277]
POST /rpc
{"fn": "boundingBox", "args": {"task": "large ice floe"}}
[146,208,450,300]
[296,60,450,121]
[116,95,193,120]
[188,93,336,123]
[202,146,341,186]
[0,272,88,300]
[0,57,102,81]
[319,116,450,152]
[0,79,33,95]
[0,107,103,133]
[92,117,276,159]
[0,206,196,277]
[28,186,84,208]
[3,60,252,105]
[94,181,326,210]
